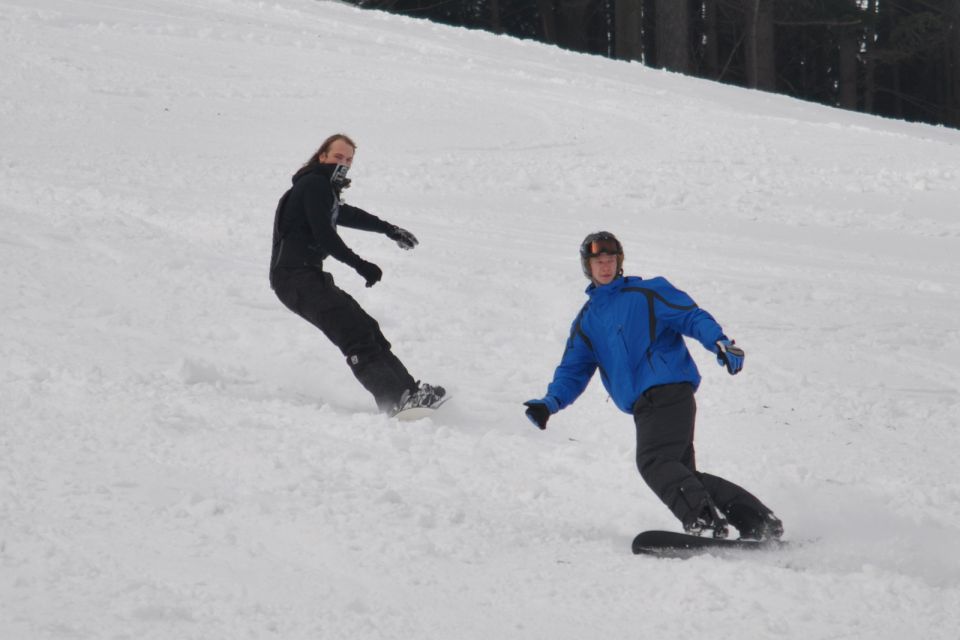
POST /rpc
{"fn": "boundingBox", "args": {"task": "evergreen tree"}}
[345,0,960,128]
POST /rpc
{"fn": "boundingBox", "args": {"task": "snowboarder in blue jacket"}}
[524,231,783,540]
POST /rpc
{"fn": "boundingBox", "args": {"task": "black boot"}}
[725,503,784,541]
[683,498,729,539]
[388,381,447,416]
[347,353,414,413]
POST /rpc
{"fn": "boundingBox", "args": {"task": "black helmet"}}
[579,231,624,280]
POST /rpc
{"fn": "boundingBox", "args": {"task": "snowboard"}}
[632,530,788,558]
[392,396,451,421]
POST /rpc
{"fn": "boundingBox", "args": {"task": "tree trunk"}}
[838,26,858,109]
[703,0,720,78]
[891,63,903,118]
[555,0,594,52]
[642,0,658,67]
[744,0,775,90]
[537,0,558,44]
[951,0,960,126]
[489,0,502,34]
[615,0,644,61]
[863,0,877,113]
[655,0,690,72]
[874,0,901,118]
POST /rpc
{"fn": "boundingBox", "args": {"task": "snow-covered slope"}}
[3,0,960,638]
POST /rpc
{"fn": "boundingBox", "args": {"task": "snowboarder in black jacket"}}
[270,134,444,415]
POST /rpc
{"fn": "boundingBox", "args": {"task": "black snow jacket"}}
[270,163,392,276]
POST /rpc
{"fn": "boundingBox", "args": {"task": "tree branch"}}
[774,19,862,28]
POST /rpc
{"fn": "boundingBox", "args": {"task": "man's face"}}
[589,253,619,286]
[318,139,355,166]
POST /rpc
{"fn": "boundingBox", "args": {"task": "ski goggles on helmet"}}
[582,238,622,257]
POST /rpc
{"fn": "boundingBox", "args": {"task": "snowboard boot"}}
[726,504,784,541]
[348,352,415,414]
[683,499,729,539]
[389,381,446,416]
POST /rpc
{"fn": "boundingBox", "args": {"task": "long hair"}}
[300,133,357,172]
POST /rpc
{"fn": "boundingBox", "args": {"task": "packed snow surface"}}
[3,0,960,638]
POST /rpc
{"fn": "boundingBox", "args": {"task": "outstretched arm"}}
[337,203,392,233]
[545,331,598,411]
[340,204,419,250]
[654,278,744,375]
[651,278,725,351]
[525,316,597,429]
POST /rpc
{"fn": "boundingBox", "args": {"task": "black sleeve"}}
[338,203,393,234]
[302,174,364,268]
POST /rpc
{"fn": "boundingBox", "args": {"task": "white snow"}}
[3,0,960,637]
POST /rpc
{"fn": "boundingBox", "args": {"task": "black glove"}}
[387,226,418,250]
[355,260,382,288]
[523,401,550,430]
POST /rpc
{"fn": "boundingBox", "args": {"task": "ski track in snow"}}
[2,0,960,638]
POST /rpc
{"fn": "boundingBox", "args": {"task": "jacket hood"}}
[291,162,337,184]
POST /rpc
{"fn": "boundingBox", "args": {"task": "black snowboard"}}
[632,530,788,558]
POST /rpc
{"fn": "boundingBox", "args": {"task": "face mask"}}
[330,164,351,189]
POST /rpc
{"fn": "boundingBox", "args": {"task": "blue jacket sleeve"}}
[544,317,598,412]
[654,279,726,352]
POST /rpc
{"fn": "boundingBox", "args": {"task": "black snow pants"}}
[632,382,773,533]
[270,266,416,412]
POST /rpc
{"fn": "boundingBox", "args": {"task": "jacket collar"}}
[585,275,629,299]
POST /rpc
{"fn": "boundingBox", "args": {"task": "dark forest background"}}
[344,0,960,129]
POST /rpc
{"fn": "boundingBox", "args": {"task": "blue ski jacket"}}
[540,276,727,415]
